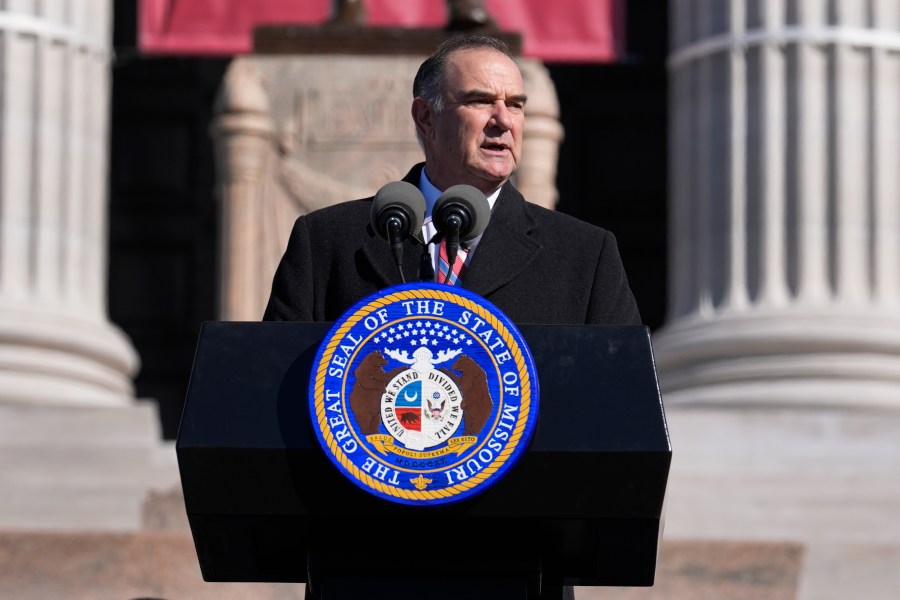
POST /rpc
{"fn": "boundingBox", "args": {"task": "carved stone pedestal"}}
[212,31,563,320]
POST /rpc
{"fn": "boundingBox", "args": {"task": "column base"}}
[653,309,900,409]
[0,306,139,406]
[0,402,179,531]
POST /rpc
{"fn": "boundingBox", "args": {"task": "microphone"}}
[371,181,426,283]
[432,185,491,284]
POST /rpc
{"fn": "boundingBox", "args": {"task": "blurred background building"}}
[0,0,897,598]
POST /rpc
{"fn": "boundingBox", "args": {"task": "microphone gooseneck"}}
[384,215,406,280]
[371,181,426,284]
[443,213,463,284]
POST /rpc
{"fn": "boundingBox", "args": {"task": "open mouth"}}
[482,142,508,152]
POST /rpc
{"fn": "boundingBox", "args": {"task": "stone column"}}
[0,1,138,405]
[210,61,277,322]
[654,0,900,408]
[516,59,564,211]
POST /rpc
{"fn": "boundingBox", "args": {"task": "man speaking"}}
[263,34,640,327]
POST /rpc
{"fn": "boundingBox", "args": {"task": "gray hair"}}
[412,34,515,146]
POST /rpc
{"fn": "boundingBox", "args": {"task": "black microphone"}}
[371,181,426,283]
[432,185,491,284]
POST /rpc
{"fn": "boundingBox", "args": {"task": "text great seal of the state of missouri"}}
[309,283,540,505]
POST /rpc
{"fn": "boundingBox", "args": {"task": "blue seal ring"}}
[309,282,539,505]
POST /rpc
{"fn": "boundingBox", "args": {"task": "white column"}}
[794,0,829,305]
[873,2,900,308]
[655,0,900,408]
[0,1,138,405]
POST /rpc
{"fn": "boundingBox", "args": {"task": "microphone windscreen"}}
[371,181,426,240]
[434,185,491,242]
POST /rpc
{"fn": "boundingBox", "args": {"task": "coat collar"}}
[360,164,543,295]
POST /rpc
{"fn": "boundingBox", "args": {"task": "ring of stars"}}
[371,319,479,349]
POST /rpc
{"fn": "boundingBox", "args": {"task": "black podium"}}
[177,322,670,599]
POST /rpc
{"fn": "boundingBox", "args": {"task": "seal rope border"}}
[312,288,534,502]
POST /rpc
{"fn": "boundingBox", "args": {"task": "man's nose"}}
[489,101,514,130]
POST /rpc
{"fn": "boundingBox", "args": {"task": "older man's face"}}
[414,48,527,195]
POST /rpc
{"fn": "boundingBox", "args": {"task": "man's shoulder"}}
[302,197,373,228]
[523,200,612,241]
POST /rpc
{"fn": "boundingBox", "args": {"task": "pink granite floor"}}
[0,532,802,600]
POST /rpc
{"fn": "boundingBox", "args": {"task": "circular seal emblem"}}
[309,283,539,505]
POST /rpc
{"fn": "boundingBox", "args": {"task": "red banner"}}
[139,0,622,63]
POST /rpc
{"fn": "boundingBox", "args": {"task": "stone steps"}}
[0,402,180,531]
[0,531,801,600]
[0,531,308,600]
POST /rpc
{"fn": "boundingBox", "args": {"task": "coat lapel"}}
[462,184,542,298]
[358,166,542,294]
[360,224,424,288]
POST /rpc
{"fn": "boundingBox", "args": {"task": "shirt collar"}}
[419,168,501,219]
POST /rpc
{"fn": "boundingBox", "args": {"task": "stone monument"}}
[214,20,563,321]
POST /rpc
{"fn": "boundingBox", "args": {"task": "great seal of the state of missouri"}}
[308,283,539,505]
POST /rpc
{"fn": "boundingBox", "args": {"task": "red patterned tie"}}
[437,239,468,286]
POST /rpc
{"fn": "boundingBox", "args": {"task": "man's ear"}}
[411,97,434,141]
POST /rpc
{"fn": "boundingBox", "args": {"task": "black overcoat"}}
[263,164,640,326]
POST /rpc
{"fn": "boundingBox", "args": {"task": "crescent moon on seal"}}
[404,390,418,403]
